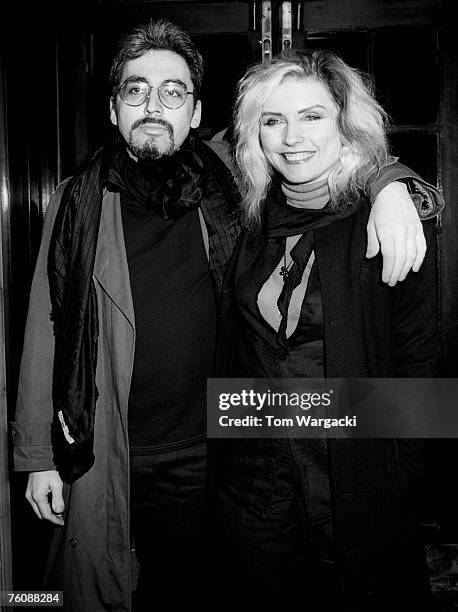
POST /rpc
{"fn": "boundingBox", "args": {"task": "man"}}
[12,19,443,612]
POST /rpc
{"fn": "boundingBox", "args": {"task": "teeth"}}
[283,152,314,161]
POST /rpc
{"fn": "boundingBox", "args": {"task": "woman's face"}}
[260,77,342,184]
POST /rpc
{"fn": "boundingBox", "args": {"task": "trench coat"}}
[12,182,137,610]
[11,142,239,611]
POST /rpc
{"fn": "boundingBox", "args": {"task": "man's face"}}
[110,49,201,160]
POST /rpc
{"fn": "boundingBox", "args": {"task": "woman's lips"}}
[281,151,316,163]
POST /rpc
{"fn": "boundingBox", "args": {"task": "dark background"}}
[1,0,457,604]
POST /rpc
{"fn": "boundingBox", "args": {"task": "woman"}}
[215,49,441,611]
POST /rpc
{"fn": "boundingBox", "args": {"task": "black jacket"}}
[214,195,441,606]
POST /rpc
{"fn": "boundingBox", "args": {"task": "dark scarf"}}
[264,179,364,349]
[104,141,206,218]
[48,133,240,482]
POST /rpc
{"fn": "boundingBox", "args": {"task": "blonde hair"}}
[234,49,391,228]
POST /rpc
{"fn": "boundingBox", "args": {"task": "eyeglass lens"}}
[120,81,188,109]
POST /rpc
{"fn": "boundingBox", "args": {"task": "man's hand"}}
[25,470,65,526]
[366,181,426,286]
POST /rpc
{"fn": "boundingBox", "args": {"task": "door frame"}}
[0,47,13,603]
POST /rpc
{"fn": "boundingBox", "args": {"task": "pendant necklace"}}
[279,253,294,282]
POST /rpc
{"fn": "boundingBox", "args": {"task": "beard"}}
[128,118,175,160]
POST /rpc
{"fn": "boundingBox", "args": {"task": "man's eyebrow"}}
[122,76,189,89]
[165,79,188,89]
[122,75,148,84]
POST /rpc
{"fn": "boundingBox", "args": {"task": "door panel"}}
[373,28,439,126]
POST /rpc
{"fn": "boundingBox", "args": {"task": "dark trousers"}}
[130,441,210,612]
[218,440,340,612]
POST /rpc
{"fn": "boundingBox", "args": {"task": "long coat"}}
[11,154,239,611]
[13,183,137,610]
[214,195,442,607]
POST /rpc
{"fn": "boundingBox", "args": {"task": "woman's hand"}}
[367,181,426,286]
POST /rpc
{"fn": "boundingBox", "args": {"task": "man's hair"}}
[234,49,391,228]
[109,19,204,101]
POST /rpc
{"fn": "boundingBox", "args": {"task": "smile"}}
[281,151,316,163]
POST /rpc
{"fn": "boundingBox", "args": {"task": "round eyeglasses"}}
[117,80,195,110]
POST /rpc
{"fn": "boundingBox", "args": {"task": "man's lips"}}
[138,123,169,134]
[131,117,174,137]
[281,151,316,163]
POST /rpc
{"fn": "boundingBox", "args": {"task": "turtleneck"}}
[281,178,330,210]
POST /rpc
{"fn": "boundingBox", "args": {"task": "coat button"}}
[276,348,288,360]
[69,538,77,548]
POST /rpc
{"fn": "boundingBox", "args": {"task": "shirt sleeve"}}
[367,160,445,220]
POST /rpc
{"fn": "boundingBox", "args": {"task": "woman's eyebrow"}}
[260,111,284,117]
[261,104,327,116]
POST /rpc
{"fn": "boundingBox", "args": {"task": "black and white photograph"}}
[1,1,457,610]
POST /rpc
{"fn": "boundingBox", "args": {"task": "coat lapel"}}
[93,190,135,329]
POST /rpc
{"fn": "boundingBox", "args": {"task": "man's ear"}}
[110,98,118,127]
[191,100,202,129]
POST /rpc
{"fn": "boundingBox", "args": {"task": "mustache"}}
[131,117,174,137]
